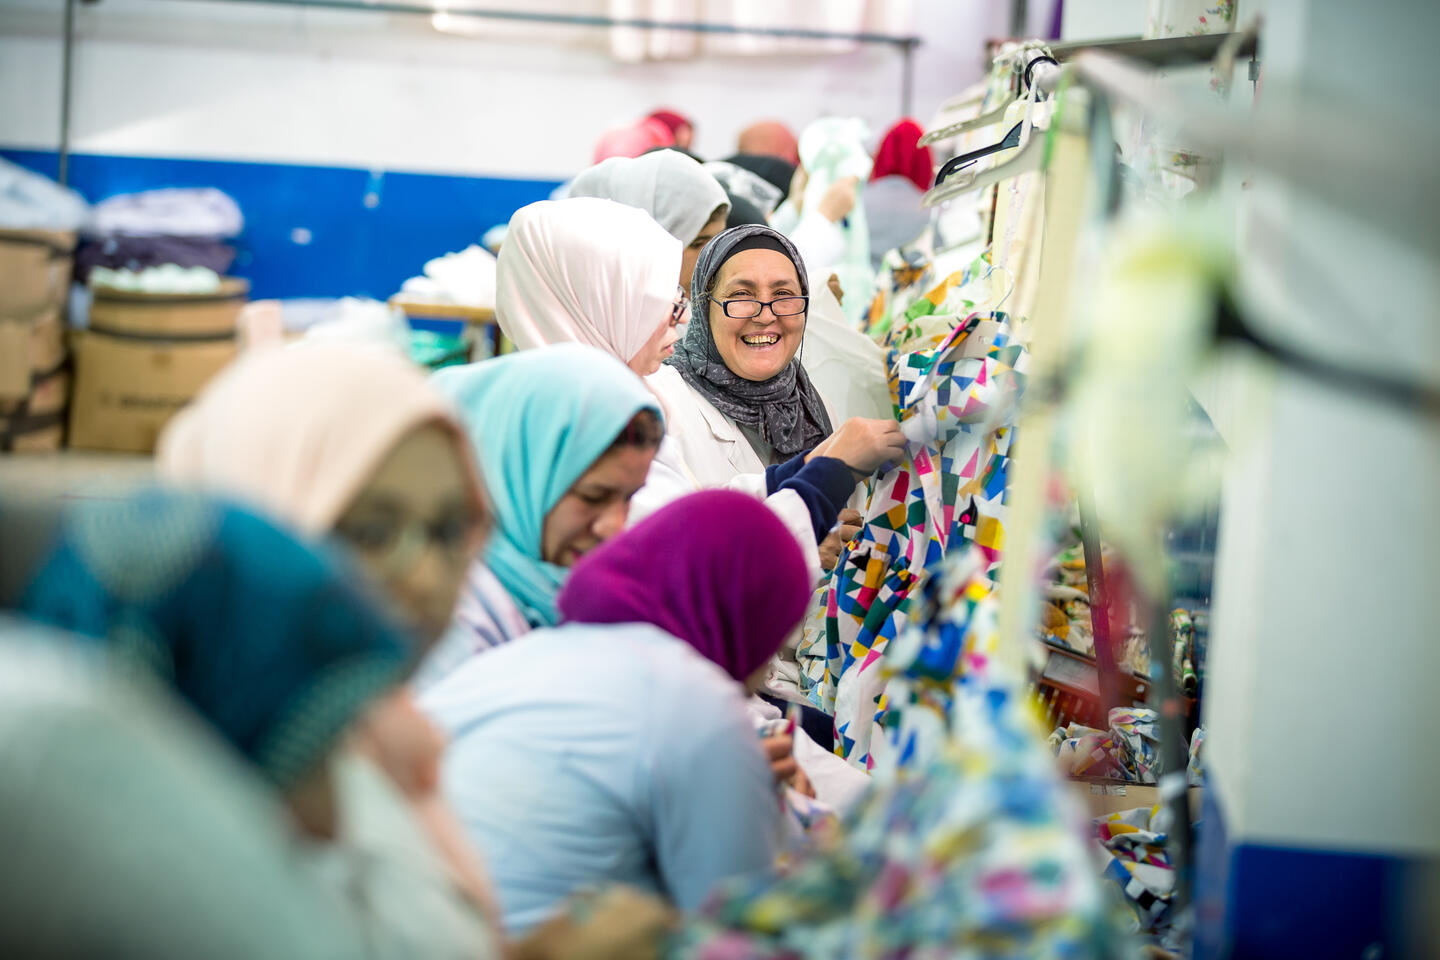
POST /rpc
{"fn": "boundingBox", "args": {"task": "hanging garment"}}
[670,548,1116,959]
[797,117,874,327]
[795,311,1027,771]
[800,271,893,424]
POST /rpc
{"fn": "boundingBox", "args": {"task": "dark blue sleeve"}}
[764,449,814,496]
[776,456,857,543]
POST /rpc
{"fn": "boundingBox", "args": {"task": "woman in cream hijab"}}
[565,148,729,289]
[157,344,671,960]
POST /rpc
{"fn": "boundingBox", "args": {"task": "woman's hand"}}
[515,887,676,960]
[817,176,859,223]
[818,509,863,571]
[354,689,444,799]
[820,417,907,476]
[787,165,809,214]
[761,733,800,784]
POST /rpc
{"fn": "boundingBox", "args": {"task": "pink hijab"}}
[157,343,482,535]
[593,117,675,164]
[556,490,811,683]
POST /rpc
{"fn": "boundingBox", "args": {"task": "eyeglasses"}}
[670,285,689,327]
[708,295,809,320]
[334,509,485,576]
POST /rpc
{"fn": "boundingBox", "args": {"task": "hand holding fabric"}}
[818,509,863,572]
[812,417,907,476]
[816,175,859,224]
[762,733,800,784]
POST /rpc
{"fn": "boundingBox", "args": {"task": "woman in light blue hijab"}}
[415,344,663,686]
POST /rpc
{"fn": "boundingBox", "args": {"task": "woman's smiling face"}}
[707,248,806,382]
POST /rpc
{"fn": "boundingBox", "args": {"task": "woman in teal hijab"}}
[417,343,663,685]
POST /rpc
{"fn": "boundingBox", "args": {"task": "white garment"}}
[567,150,729,246]
[800,272,893,423]
[772,200,846,274]
[495,197,681,366]
[307,753,501,960]
[638,365,826,581]
[745,696,871,816]
[412,562,532,693]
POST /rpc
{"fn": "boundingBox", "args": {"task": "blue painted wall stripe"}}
[3,148,561,301]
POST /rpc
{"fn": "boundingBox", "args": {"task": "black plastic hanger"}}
[933,121,1026,188]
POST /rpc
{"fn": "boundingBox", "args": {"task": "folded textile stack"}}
[77,188,242,285]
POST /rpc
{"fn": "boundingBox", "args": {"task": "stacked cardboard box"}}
[0,229,77,452]
[69,278,247,453]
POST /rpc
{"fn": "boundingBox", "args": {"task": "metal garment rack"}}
[986,32,1261,922]
[54,0,922,184]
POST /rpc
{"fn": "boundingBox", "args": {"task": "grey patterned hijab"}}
[666,224,833,457]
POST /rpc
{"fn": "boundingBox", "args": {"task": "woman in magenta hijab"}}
[419,491,811,933]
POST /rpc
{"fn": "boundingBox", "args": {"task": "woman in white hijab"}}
[496,197,844,571]
[565,148,729,289]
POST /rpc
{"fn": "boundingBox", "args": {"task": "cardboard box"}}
[1068,777,1204,820]
[0,305,69,452]
[0,228,75,403]
[68,330,236,453]
[88,278,248,338]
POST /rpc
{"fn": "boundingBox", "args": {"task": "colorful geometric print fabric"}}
[668,559,1118,960]
[795,309,1026,770]
[1094,804,1177,932]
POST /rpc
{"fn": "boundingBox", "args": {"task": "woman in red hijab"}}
[870,118,933,193]
[865,118,935,266]
[647,109,695,151]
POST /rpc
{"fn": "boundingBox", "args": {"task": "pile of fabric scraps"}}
[1093,804,1177,933]
[794,310,1025,771]
[672,557,1119,959]
[1051,707,1162,784]
[77,187,242,284]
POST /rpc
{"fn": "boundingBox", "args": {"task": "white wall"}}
[1204,0,1440,856]
[0,0,1005,179]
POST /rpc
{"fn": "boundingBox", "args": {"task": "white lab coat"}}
[634,364,835,582]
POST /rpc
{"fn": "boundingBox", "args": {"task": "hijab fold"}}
[557,490,810,683]
[667,224,833,457]
[158,343,480,537]
[495,197,682,364]
[567,151,728,247]
[431,345,661,627]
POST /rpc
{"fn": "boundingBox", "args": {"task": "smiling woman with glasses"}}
[648,224,907,560]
